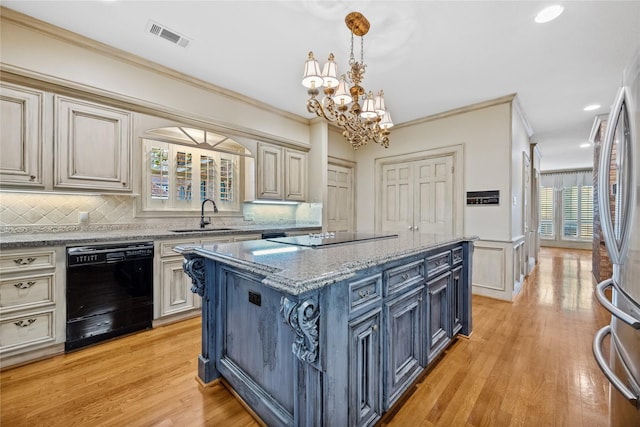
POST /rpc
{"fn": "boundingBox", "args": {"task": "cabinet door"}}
[384,286,424,409]
[284,149,307,201]
[451,266,463,336]
[257,143,283,199]
[0,83,45,187]
[160,257,200,317]
[349,309,382,427]
[426,272,450,363]
[55,96,131,191]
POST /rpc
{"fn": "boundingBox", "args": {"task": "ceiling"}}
[3,1,639,171]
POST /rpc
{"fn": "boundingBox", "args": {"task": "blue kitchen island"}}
[176,232,475,427]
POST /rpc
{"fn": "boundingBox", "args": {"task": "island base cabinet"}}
[426,272,451,364]
[384,286,424,410]
[180,240,474,427]
[349,309,382,427]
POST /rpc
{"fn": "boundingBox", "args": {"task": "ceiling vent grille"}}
[145,20,191,48]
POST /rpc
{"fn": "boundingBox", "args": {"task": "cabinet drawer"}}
[0,310,55,352]
[0,250,56,274]
[0,274,54,312]
[384,259,425,296]
[349,274,382,313]
[452,247,463,265]
[159,240,197,257]
[426,251,451,279]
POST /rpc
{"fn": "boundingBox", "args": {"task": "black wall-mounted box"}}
[466,190,499,205]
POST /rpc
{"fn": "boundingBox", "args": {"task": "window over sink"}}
[141,126,252,214]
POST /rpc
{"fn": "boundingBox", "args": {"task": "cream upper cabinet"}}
[54,96,132,192]
[284,148,307,201]
[0,83,45,188]
[255,142,307,201]
[257,142,284,199]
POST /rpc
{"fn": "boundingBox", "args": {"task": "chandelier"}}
[301,12,393,149]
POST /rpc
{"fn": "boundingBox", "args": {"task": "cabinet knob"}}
[29,175,36,181]
[14,281,36,289]
[122,182,127,187]
[414,226,419,231]
[372,324,378,331]
[401,273,410,281]
[408,226,413,230]
[14,318,36,328]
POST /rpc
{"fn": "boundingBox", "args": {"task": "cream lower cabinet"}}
[0,83,46,188]
[54,96,132,192]
[155,234,261,323]
[0,246,65,367]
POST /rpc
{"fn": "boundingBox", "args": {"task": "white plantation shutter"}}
[540,170,593,242]
[539,186,554,237]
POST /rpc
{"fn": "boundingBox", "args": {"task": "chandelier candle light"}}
[302,11,393,149]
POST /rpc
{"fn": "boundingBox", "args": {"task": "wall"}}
[351,99,533,300]
[354,101,513,240]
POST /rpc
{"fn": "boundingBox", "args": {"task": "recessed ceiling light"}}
[580,143,592,148]
[584,104,601,111]
[535,5,564,23]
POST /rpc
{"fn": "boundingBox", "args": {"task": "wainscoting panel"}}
[472,244,506,292]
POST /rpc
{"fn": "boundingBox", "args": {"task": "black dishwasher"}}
[66,242,154,351]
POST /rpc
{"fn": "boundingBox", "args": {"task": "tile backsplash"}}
[0,192,321,233]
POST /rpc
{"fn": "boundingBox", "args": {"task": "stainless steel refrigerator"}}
[593,49,640,426]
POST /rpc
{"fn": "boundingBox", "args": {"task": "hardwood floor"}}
[1,248,611,426]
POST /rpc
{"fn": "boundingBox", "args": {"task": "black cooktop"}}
[266,232,398,248]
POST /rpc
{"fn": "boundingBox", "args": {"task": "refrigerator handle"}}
[593,325,640,408]
[595,279,640,329]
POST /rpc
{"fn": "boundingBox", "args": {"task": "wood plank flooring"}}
[1,248,611,426]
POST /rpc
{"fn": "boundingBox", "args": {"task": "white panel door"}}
[414,156,453,234]
[380,155,454,234]
[381,163,413,232]
[327,163,354,232]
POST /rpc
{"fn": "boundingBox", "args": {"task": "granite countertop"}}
[176,232,476,295]
[0,225,321,249]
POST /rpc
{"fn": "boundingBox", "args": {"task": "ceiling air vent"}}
[145,20,191,48]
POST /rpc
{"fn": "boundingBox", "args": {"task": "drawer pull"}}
[14,281,36,289]
[401,273,410,281]
[358,288,371,298]
[14,318,36,327]
[13,258,36,266]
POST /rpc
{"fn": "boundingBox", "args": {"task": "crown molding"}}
[395,93,518,129]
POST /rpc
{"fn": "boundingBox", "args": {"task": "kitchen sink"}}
[170,228,237,233]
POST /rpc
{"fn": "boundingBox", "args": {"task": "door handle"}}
[595,279,640,329]
[593,325,640,408]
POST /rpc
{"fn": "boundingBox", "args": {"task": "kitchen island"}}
[176,232,475,427]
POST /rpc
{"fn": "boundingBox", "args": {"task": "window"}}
[539,186,554,237]
[539,170,593,243]
[561,185,593,240]
[142,138,243,213]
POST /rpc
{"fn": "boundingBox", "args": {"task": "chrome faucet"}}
[200,198,218,229]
